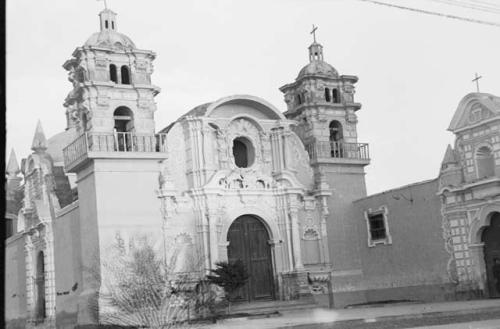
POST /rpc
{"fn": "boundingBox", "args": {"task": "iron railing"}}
[306,141,369,161]
[63,132,168,169]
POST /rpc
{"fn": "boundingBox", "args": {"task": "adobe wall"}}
[53,202,82,328]
[352,179,455,304]
[5,234,27,329]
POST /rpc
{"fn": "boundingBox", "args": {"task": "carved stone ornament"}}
[343,84,354,93]
[175,232,193,245]
[346,109,358,123]
[284,92,294,105]
[138,98,150,109]
[95,58,108,69]
[216,169,274,190]
[136,60,148,72]
[302,216,320,240]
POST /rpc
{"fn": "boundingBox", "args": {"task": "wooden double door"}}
[227,215,275,302]
[482,212,500,298]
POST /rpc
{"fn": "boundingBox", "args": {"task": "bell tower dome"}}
[63,7,160,138]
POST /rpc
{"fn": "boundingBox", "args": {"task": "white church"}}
[5,7,500,329]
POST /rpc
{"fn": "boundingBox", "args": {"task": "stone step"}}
[228,297,317,315]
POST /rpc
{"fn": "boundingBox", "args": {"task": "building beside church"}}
[4,7,500,329]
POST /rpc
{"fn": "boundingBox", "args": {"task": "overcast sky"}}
[6,0,500,194]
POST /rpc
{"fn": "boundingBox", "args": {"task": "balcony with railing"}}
[63,132,168,172]
[306,141,370,164]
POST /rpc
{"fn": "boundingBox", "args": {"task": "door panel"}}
[227,215,274,302]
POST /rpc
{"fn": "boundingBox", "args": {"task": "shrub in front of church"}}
[206,260,249,314]
[93,235,201,329]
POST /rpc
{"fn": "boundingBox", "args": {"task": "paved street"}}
[279,309,500,328]
[408,319,500,329]
[205,299,500,329]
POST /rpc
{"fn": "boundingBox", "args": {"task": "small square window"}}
[368,214,386,241]
[364,206,392,247]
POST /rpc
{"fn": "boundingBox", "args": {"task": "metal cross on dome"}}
[472,73,482,93]
[97,0,108,10]
[311,24,318,43]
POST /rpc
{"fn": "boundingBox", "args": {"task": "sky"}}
[6,0,500,195]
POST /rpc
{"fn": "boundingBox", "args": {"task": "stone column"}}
[43,224,57,324]
[218,241,229,262]
[24,234,34,324]
[207,207,219,268]
[289,204,304,270]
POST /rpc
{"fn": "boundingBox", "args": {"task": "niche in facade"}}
[476,146,495,179]
[233,137,255,168]
[36,251,46,320]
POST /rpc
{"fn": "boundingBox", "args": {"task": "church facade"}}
[5,8,500,329]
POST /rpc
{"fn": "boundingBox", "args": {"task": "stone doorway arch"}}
[481,212,500,297]
[227,215,275,302]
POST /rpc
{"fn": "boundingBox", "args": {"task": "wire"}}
[427,0,500,14]
[468,0,500,9]
[357,0,500,27]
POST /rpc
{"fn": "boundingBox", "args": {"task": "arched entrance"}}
[482,212,500,298]
[227,215,275,302]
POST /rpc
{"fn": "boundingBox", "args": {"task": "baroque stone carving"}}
[302,216,320,240]
[217,170,274,190]
[175,233,193,245]
[216,129,230,167]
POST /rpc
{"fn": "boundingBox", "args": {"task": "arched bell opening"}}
[113,107,134,151]
[121,65,131,85]
[109,64,118,83]
[329,120,344,157]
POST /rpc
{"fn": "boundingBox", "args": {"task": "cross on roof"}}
[472,73,482,92]
[310,25,318,43]
[97,0,108,10]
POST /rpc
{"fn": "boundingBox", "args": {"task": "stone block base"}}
[280,271,311,300]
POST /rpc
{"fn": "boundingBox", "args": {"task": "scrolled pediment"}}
[448,93,500,132]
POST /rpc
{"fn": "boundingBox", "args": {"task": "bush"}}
[206,260,249,313]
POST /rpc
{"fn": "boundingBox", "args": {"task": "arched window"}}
[332,89,339,103]
[325,88,331,102]
[113,107,134,133]
[36,251,46,320]
[112,21,115,30]
[296,94,302,105]
[105,20,109,29]
[329,120,343,142]
[476,146,495,179]
[121,65,131,85]
[109,64,117,83]
[329,120,344,157]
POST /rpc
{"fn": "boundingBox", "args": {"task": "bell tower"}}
[61,8,166,326]
[280,30,370,303]
[63,8,160,136]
